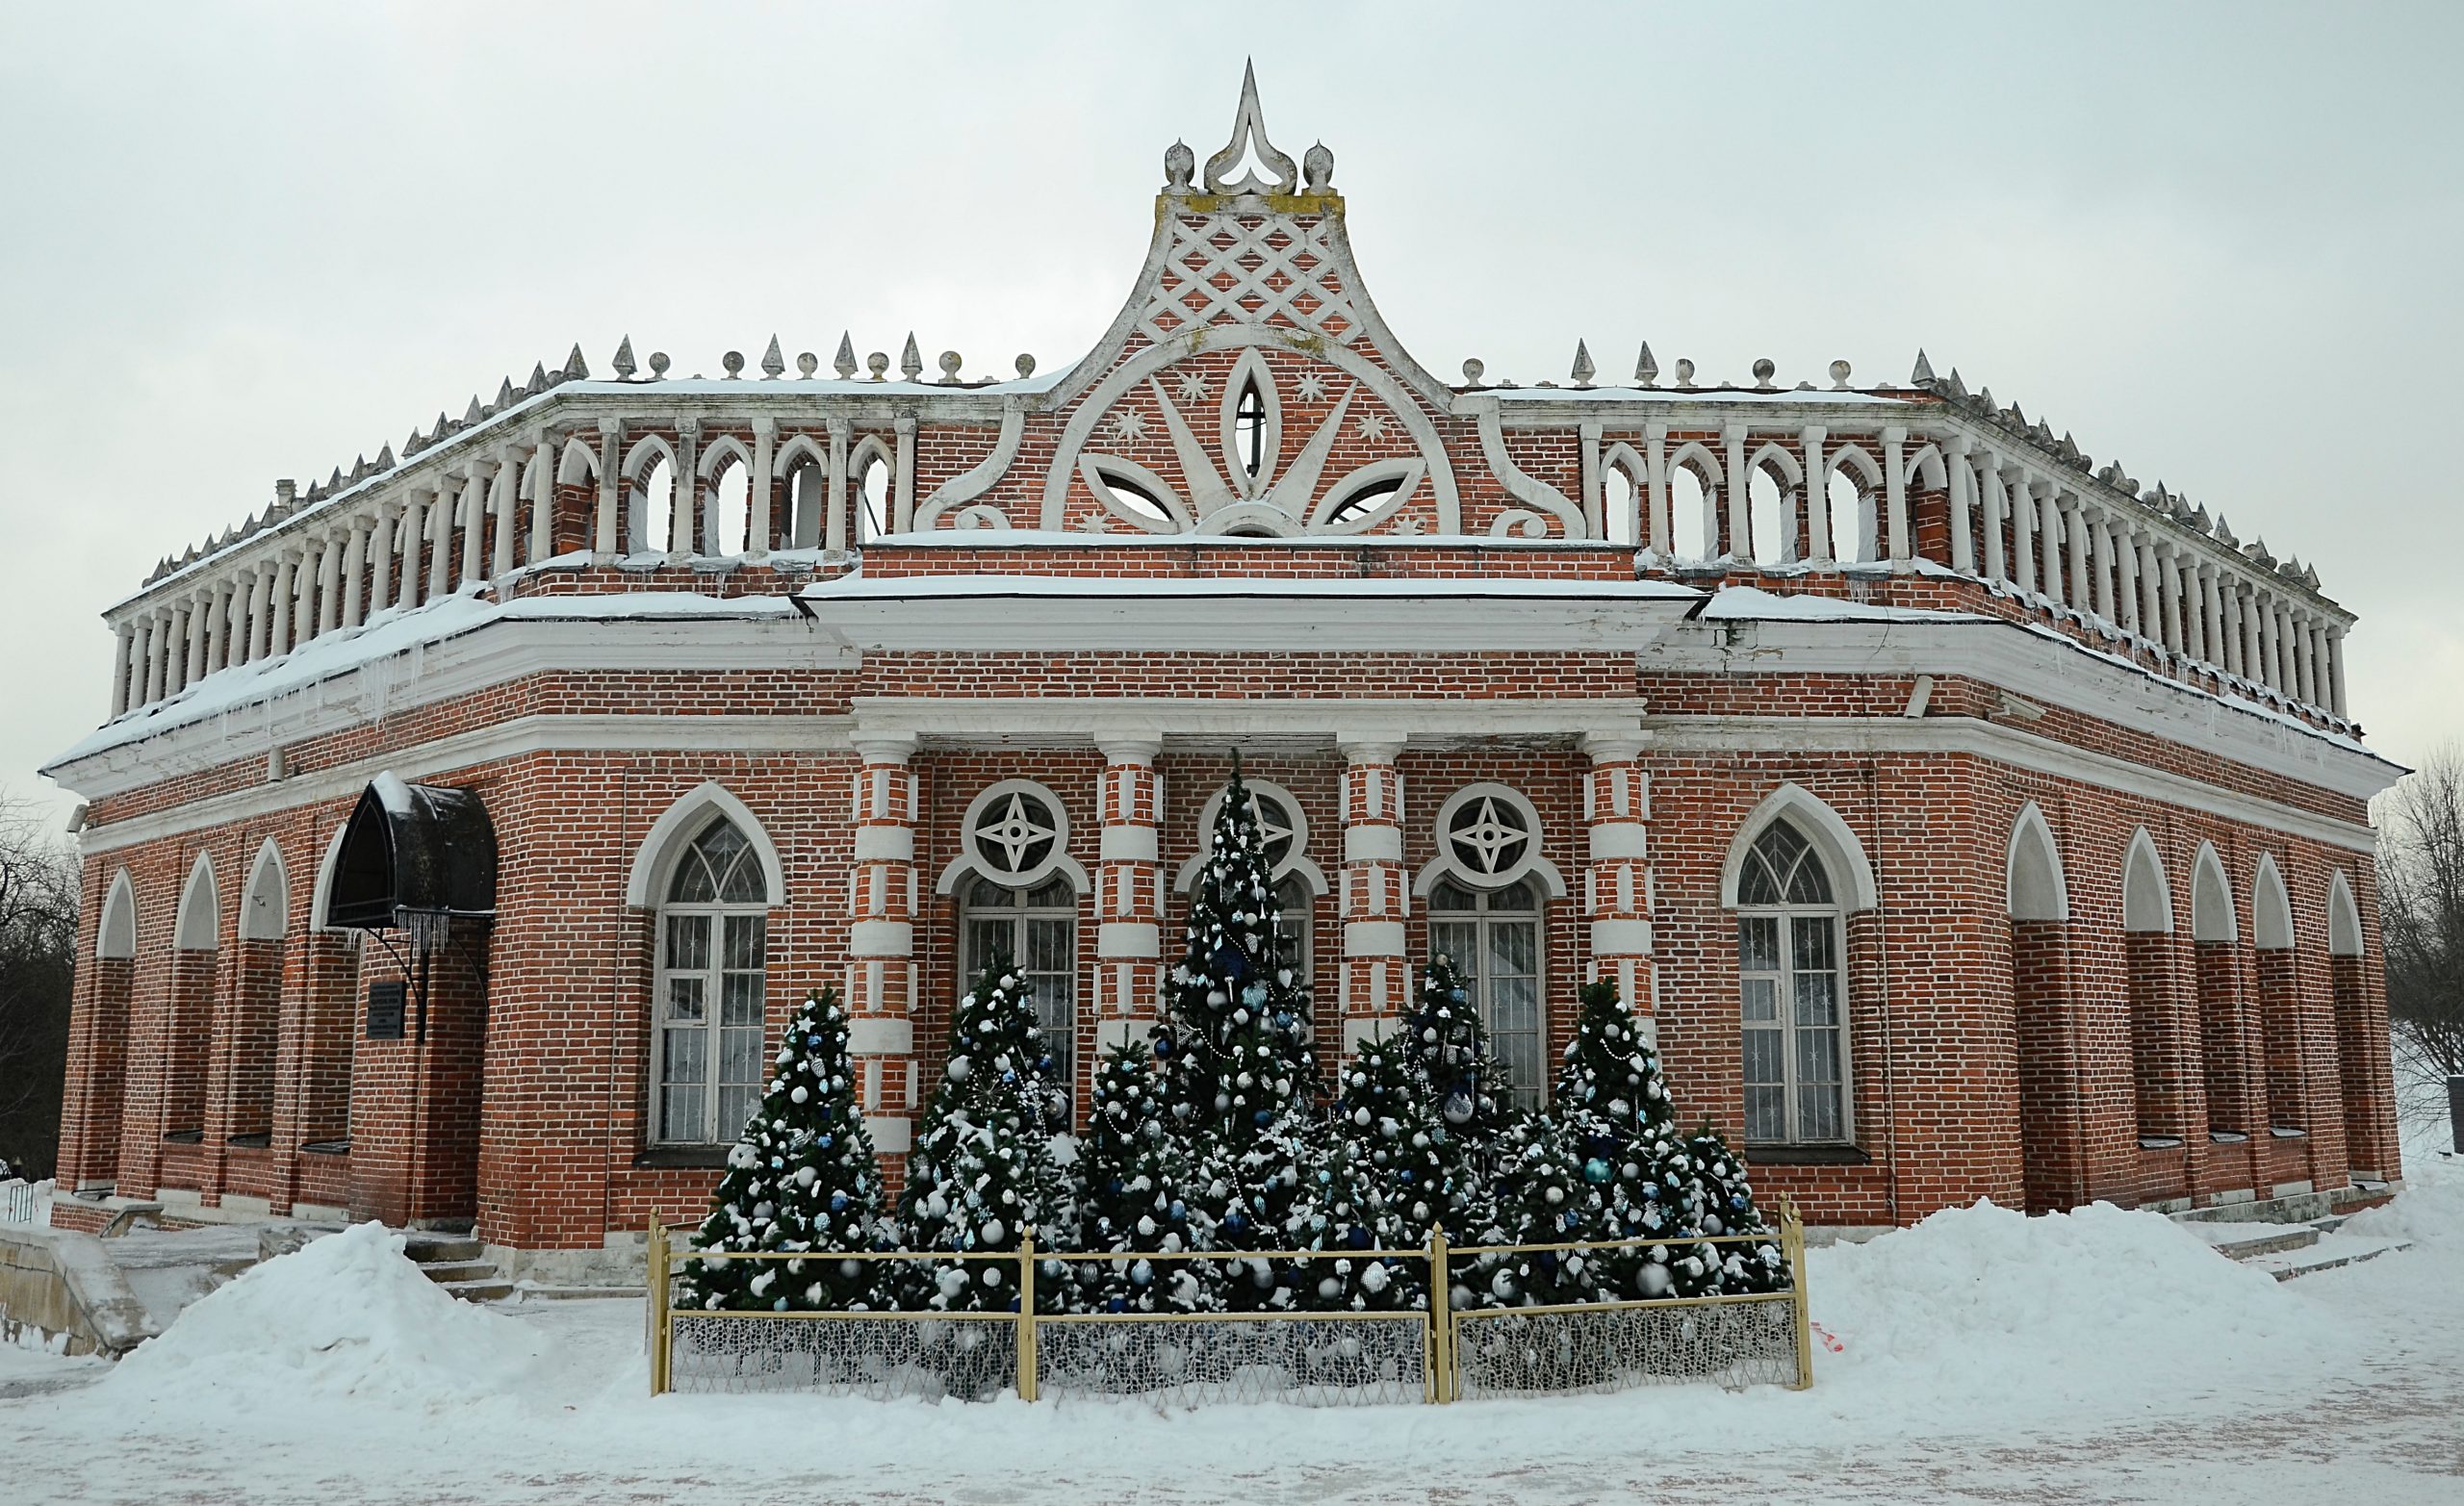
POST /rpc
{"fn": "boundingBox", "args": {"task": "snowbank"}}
[1806,1198,2337,1417]
[2344,1151,2464,1247]
[103,1223,550,1408]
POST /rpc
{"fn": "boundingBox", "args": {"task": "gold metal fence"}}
[646,1198,1812,1403]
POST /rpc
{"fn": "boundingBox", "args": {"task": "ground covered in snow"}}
[5,1156,2461,1504]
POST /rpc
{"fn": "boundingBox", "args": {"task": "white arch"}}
[935,779,1091,897]
[2326,870,2363,957]
[556,435,600,485]
[2191,841,2238,943]
[1717,782,1879,912]
[2007,802,2069,921]
[624,782,788,908]
[309,822,349,932]
[1748,442,1804,491]
[2122,828,2173,933]
[771,432,830,480]
[97,869,138,959]
[2251,854,2296,950]
[695,433,753,480]
[1172,779,1330,898]
[1825,445,1883,489]
[848,433,895,539]
[621,432,678,481]
[240,837,290,941]
[1666,440,1727,492]
[1902,443,1948,493]
[175,851,219,952]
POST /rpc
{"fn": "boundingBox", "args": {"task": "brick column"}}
[845,734,918,1156]
[1337,734,1410,1055]
[1093,737,1165,1052]
[1581,733,1656,1036]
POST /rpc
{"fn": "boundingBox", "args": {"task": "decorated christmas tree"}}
[1302,1035,1443,1311]
[1397,954,1517,1240]
[1551,978,1699,1298]
[896,959,1071,1312]
[1467,1113,1604,1308]
[675,986,888,1313]
[1160,756,1324,1309]
[1075,1039,1213,1313]
[1665,1123,1790,1295]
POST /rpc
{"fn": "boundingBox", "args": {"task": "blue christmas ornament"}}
[1168,1199,1186,1220]
[1347,1226,1372,1250]
[1583,1158,1612,1184]
[1214,943,1247,980]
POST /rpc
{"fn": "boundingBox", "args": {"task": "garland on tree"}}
[1303,1035,1444,1311]
[895,959,1071,1312]
[1075,1040,1212,1312]
[675,987,887,1313]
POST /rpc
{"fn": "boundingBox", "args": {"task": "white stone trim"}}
[847,920,914,958]
[1344,920,1408,957]
[174,851,218,951]
[2191,841,2239,943]
[934,853,1091,900]
[2251,853,2295,951]
[2006,801,2069,922]
[1717,783,1880,913]
[1095,1018,1158,1055]
[1589,918,1654,956]
[623,781,789,908]
[1343,824,1403,864]
[852,825,913,862]
[1098,826,1160,864]
[1586,822,1650,862]
[2326,870,2363,957]
[2124,827,2176,933]
[1340,1016,1396,1056]
[96,868,137,958]
[845,1018,913,1057]
[952,778,1074,890]
[862,1113,911,1154]
[1171,778,1315,893]
[1097,922,1161,958]
[1426,781,1550,893]
[239,836,290,941]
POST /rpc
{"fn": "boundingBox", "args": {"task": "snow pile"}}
[2345,1151,2464,1247]
[104,1223,550,1408]
[1809,1198,2336,1414]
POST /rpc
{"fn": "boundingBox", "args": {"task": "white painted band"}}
[1099,826,1160,863]
[1590,918,1655,955]
[1587,823,1650,861]
[1345,920,1408,957]
[853,826,913,862]
[1343,825,1403,864]
[847,920,912,957]
[846,1018,913,1056]
[862,1113,912,1154]
[1096,922,1161,958]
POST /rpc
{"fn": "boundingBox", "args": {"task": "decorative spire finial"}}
[1202,59,1299,195]
[760,335,785,379]
[613,335,636,379]
[1570,340,1596,387]
[899,332,923,381]
[1634,342,1658,387]
[1163,139,1195,193]
[833,332,858,380]
[1911,348,1936,386]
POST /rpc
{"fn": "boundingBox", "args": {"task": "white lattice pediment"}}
[1141,212,1360,346]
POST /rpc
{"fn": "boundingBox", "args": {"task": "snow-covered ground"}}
[4,1151,2460,1504]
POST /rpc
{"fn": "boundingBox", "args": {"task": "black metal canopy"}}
[325,775,498,932]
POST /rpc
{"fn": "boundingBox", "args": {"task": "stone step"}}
[2308,1214,2349,1236]
[2249,1235,2412,1283]
[511,1284,648,1302]
[440,1278,515,1304]
[400,1233,483,1264]
[2197,1224,2322,1260]
[413,1260,500,1285]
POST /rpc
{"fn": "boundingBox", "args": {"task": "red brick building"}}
[42,77,2403,1282]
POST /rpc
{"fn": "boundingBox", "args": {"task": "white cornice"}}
[848,697,1656,749]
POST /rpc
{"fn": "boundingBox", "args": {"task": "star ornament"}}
[1355,410,1391,443]
[1294,372,1328,403]
[1106,408,1150,442]
[976,793,1059,876]
[1449,798,1528,875]
[1174,370,1210,402]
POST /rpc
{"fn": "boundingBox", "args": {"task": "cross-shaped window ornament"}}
[974,791,1061,879]
[1448,797,1529,876]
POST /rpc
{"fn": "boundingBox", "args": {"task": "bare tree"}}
[2380,748,2464,1141]
[0,796,76,1179]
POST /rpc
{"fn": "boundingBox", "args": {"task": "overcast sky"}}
[4,2,2459,830]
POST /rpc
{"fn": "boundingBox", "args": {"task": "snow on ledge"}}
[800,572,1703,602]
[47,589,797,769]
[1696,586,1982,625]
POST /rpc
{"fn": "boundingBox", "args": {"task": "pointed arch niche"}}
[166,853,220,1147]
[2248,855,2308,1137]
[2190,841,2258,1145]
[2120,829,2188,1158]
[226,840,290,1149]
[67,871,140,1190]
[2006,803,2083,1213]
[2323,871,2389,1176]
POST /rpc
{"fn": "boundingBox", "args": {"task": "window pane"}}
[1794,970,1837,1029]
[1488,919,1536,978]
[1744,1085,1787,1143]
[665,913,709,972]
[1742,1027,1784,1087]
[720,1025,765,1091]
[721,969,762,1028]
[964,916,1014,976]
[1791,916,1836,975]
[665,974,706,1023]
[1429,922,1476,972]
[1027,916,1073,976]
[1740,976,1779,1023]
[1027,876,1075,908]
[967,877,1008,907]
[724,914,765,971]
[1796,1027,1840,1090]
[1797,1078,1842,1142]
[668,855,716,905]
[1787,849,1834,906]
[660,1085,706,1144]
[1737,915,1780,973]
[1492,880,1535,909]
[1486,953,1543,1108]
[715,1085,757,1143]
[1429,881,1476,912]
[1737,851,1780,906]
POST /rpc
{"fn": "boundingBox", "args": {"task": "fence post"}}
[1016,1227,1039,1402]
[646,1214,671,1397]
[1780,1197,1813,1391]
[1427,1227,1452,1404]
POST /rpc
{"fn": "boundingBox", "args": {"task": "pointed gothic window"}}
[1735,820,1850,1144]
[654,816,769,1144]
[1236,381,1268,475]
[1428,878,1544,1110]
[961,875,1080,1115]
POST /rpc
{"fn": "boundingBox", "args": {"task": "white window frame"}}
[959,874,1082,1118]
[1734,823,1854,1146]
[1426,876,1547,1111]
[650,820,770,1147]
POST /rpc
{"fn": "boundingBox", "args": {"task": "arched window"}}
[1734,820,1849,1144]
[1178,780,1321,999]
[1427,877,1544,1110]
[653,816,769,1145]
[961,874,1080,1100]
